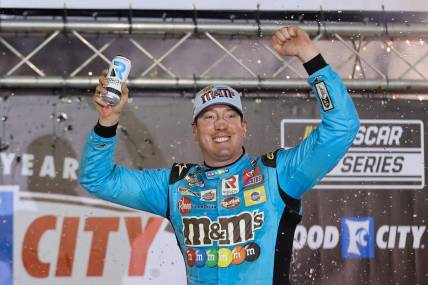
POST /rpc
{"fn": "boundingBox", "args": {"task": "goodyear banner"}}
[0,94,427,284]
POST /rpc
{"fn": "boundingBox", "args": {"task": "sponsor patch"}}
[221,196,241,209]
[206,168,229,178]
[178,197,192,215]
[176,163,188,176]
[192,204,217,210]
[243,163,260,180]
[243,168,255,180]
[243,175,263,188]
[221,175,239,196]
[244,186,266,207]
[200,189,217,202]
[182,210,264,246]
[265,152,275,160]
[201,88,235,104]
[185,173,204,187]
[314,80,334,111]
[179,187,199,197]
[243,163,263,188]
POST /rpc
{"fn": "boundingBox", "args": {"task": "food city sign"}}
[281,119,425,189]
[0,186,186,285]
[293,217,427,259]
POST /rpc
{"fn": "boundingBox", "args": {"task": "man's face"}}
[192,104,247,167]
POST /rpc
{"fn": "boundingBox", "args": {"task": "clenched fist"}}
[272,26,320,63]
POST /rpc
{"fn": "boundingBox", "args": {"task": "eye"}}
[202,113,216,121]
[225,111,239,120]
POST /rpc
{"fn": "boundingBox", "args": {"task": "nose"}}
[214,117,227,130]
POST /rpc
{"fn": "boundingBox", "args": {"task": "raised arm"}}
[272,26,360,199]
[79,71,170,217]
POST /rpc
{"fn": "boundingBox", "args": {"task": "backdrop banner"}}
[0,94,427,284]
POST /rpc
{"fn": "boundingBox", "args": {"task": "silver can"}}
[101,56,131,106]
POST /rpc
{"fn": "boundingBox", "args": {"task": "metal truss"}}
[1,18,428,94]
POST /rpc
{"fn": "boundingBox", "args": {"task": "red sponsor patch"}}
[178,197,192,214]
[242,164,260,185]
[243,168,254,181]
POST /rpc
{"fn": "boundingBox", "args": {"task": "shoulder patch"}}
[261,149,281,168]
[314,80,334,112]
[169,163,197,184]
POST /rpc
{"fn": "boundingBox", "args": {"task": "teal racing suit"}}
[80,56,360,285]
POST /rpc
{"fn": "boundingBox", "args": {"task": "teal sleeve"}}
[277,65,360,199]
[79,130,171,217]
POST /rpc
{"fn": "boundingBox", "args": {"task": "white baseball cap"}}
[193,84,243,121]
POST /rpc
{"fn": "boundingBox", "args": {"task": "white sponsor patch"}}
[200,189,217,202]
[315,81,334,111]
[221,175,239,196]
[178,187,199,197]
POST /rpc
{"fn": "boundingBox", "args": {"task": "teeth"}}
[213,136,229,142]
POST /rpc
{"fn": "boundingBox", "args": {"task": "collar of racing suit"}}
[201,148,255,180]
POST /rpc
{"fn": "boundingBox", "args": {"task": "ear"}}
[192,122,198,141]
[242,119,248,138]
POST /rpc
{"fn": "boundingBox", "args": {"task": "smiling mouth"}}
[213,136,231,143]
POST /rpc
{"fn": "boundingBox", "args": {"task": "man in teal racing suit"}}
[80,26,360,285]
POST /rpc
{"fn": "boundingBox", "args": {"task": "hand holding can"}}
[93,57,130,126]
[101,56,132,106]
